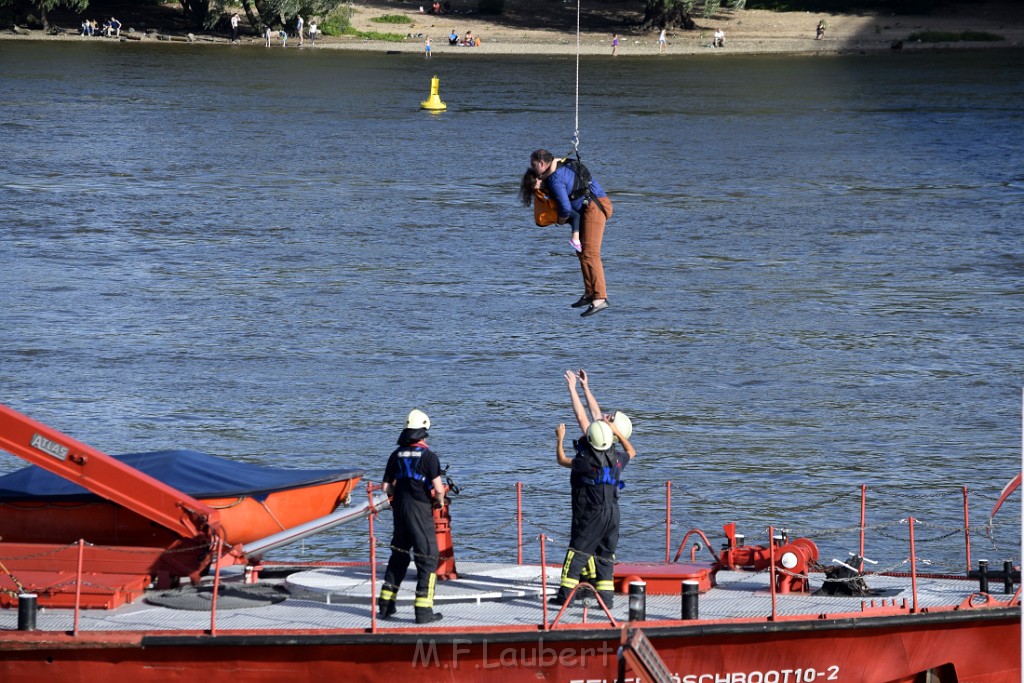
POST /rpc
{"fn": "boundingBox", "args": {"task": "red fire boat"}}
[0,401,1019,683]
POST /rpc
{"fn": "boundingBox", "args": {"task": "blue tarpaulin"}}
[0,450,364,502]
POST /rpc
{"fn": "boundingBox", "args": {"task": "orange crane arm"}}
[0,402,221,542]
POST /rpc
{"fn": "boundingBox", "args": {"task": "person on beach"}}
[264,25,272,47]
[519,167,582,253]
[424,36,431,57]
[449,29,458,45]
[309,20,318,45]
[659,27,667,52]
[230,13,240,43]
[377,409,446,624]
[279,29,287,46]
[612,34,619,56]
[296,15,304,45]
[551,370,635,608]
[110,17,121,37]
[525,149,614,317]
[816,20,827,39]
[714,28,725,47]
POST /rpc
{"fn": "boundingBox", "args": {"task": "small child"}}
[565,209,582,253]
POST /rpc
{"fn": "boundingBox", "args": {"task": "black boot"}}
[549,586,573,606]
[415,606,443,624]
[377,597,397,619]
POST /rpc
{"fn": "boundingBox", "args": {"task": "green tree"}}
[1,0,88,30]
[641,0,695,30]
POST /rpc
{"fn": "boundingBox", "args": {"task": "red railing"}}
[7,480,1018,635]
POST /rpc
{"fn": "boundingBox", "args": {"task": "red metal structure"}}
[0,404,222,603]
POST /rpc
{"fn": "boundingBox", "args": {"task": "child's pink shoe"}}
[569,238,582,253]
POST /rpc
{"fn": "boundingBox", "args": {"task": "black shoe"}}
[570,296,592,308]
[414,608,443,624]
[580,300,609,317]
[547,596,567,606]
[377,598,397,619]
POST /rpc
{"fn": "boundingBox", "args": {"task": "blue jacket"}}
[544,163,606,221]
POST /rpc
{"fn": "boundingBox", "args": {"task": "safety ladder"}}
[617,627,674,683]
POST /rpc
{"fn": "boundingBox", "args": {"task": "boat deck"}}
[0,561,998,633]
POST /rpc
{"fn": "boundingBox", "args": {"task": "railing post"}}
[768,526,777,620]
[210,536,223,635]
[859,484,867,567]
[73,539,84,636]
[908,517,919,613]
[962,486,971,574]
[540,534,548,631]
[517,482,523,565]
[368,481,378,633]
[665,481,672,563]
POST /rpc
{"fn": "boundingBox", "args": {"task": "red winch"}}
[718,522,819,593]
[432,475,459,580]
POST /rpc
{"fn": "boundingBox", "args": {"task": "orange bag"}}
[534,190,558,227]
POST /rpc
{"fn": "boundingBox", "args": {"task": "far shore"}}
[5,1,1023,56]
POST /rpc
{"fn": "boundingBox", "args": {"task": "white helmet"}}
[586,420,614,451]
[405,409,430,430]
[611,411,632,441]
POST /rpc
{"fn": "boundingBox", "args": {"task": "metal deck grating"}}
[0,563,992,633]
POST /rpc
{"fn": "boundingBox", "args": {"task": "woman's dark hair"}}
[519,168,539,207]
[520,149,555,206]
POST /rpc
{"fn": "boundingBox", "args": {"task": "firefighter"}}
[554,370,634,605]
[552,371,635,608]
[377,409,447,624]
[552,418,634,608]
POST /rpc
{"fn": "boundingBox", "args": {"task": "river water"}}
[1,42,1021,571]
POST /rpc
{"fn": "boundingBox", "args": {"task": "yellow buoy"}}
[420,75,446,111]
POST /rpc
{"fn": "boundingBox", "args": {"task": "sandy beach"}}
[5,0,1024,55]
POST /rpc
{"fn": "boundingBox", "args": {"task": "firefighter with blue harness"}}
[378,409,447,624]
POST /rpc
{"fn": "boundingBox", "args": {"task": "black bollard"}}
[628,581,646,622]
[17,593,37,631]
[681,580,699,620]
[1004,560,1015,594]
[978,560,989,594]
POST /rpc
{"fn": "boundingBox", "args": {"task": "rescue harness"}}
[395,443,433,492]
[575,440,626,490]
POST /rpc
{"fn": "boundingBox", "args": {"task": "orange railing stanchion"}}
[962,486,972,573]
[368,481,379,633]
[539,534,548,630]
[908,517,919,613]
[516,482,524,565]
[768,526,777,620]
[665,481,672,563]
[210,536,223,635]
[859,484,867,567]
[73,539,84,635]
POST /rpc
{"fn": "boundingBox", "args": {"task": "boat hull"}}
[0,477,362,547]
[0,608,1018,683]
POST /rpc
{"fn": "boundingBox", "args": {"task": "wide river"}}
[1,42,1021,571]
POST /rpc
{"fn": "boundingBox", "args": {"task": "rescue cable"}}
[571,0,581,156]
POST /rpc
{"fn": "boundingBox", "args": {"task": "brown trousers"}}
[578,196,613,300]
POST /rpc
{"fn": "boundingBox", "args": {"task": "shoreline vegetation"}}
[5,0,1023,55]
